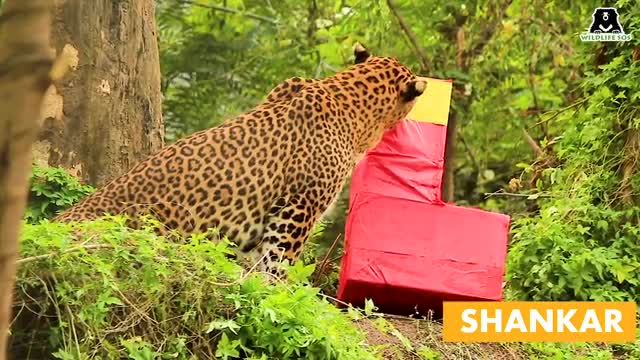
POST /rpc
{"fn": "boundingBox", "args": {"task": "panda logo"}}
[588,7,624,34]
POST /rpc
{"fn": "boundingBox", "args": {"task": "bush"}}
[506,1,640,303]
[11,217,379,359]
[26,165,95,223]
[507,199,640,301]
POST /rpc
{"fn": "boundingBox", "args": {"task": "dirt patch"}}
[355,316,528,360]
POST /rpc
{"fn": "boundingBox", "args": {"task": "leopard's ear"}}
[353,42,370,64]
[402,80,427,102]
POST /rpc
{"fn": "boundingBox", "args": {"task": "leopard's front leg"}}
[249,189,340,280]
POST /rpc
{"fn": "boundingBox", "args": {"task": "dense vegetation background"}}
[157,0,640,302]
[7,0,640,358]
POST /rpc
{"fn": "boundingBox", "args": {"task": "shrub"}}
[506,1,640,303]
[11,217,379,359]
[507,199,640,301]
[25,165,95,223]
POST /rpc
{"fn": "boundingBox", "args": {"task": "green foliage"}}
[507,1,640,302]
[157,0,326,141]
[508,200,640,301]
[156,0,640,307]
[459,0,597,207]
[417,346,441,360]
[222,266,377,359]
[25,165,95,223]
[7,0,640,357]
[11,217,380,359]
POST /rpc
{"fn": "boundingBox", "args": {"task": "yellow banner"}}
[443,301,637,343]
[406,77,452,126]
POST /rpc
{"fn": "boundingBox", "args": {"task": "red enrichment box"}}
[336,78,511,317]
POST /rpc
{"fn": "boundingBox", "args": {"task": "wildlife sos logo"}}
[580,7,632,42]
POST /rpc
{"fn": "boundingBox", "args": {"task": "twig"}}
[314,49,323,78]
[112,287,158,325]
[321,293,438,322]
[456,28,465,67]
[385,0,431,72]
[63,302,82,357]
[174,0,277,25]
[527,61,545,128]
[18,239,265,288]
[441,0,513,202]
[618,128,640,206]
[312,233,342,285]
[530,98,588,129]
[484,191,552,198]
[458,131,480,174]
[17,244,114,265]
[522,128,543,157]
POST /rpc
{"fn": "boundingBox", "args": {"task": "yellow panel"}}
[406,77,453,125]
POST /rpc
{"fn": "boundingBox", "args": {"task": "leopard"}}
[53,42,427,277]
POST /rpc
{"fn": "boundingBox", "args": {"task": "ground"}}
[356,315,634,360]
[357,316,526,360]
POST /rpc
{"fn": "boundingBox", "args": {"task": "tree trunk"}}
[34,0,164,187]
[441,110,457,202]
[0,1,54,358]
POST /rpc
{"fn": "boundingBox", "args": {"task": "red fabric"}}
[337,120,511,316]
[350,120,447,204]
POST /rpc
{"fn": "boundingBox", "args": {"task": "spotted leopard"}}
[54,43,427,277]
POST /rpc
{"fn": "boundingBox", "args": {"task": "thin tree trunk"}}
[442,27,465,203]
[33,0,164,187]
[442,111,458,202]
[441,2,512,203]
[0,0,54,358]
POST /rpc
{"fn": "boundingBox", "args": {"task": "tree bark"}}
[34,0,164,187]
[0,1,54,358]
[442,27,465,203]
[442,110,458,202]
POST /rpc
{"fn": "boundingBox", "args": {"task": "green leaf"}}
[347,306,363,321]
[364,298,377,316]
[287,261,316,283]
[391,328,414,351]
[206,319,241,334]
[104,296,123,306]
[596,220,608,231]
[418,346,441,360]
[215,333,241,360]
[482,169,496,180]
